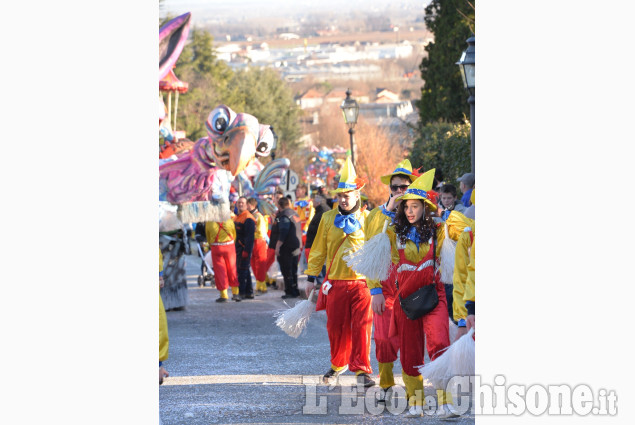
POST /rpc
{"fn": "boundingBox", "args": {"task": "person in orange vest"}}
[247,197,270,294]
[233,196,256,300]
[205,217,240,302]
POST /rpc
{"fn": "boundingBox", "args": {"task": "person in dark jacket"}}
[305,191,331,285]
[274,197,302,299]
[233,196,256,300]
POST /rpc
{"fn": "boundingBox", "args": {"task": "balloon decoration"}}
[303,146,348,189]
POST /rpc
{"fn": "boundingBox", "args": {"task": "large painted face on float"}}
[205,105,276,176]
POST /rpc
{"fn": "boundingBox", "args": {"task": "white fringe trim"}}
[343,221,392,281]
[439,223,457,284]
[177,200,230,224]
[274,290,316,338]
[419,328,475,390]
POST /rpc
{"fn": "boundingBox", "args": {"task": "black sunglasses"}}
[390,184,410,191]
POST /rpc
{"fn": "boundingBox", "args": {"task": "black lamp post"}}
[340,88,359,166]
[457,35,475,173]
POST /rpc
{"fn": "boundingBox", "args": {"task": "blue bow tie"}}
[334,213,361,234]
[295,200,309,208]
[441,209,451,221]
[406,226,423,250]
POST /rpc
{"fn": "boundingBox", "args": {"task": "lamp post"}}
[340,88,359,166]
[457,35,475,173]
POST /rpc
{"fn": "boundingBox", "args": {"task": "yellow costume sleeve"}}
[364,207,391,290]
[452,229,472,321]
[304,202,315,233]
[305,210,329,277]
[464,238,475,305]
[305,209,367,280]
[159,248,163,273]
[159,295,169,362]
[255,213,268,240]
[159,247,168,362]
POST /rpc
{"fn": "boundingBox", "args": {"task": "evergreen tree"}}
[417,0,474,124]
[227,68,302,160]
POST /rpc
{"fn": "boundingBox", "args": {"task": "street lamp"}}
[457,35,475,173]
[340,88,359,166]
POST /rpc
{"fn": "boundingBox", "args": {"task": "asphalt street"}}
[159,254,475,424]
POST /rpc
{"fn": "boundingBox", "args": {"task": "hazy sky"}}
[161,0,432,23]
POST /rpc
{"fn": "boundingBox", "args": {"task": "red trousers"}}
[210,244,238,291]
[324,279,373,374]
[390,280,449,376]
[373,269,400,364]
[250,238,268,282]
[264,247,276,274]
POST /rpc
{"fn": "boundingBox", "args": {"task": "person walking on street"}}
[457,173,475,207]
[304,189,331,286]
[365,159,418,403]
[247,198,270,294]
[382,169,460,418]
[274,197,303,298]
[304,157,375,388]
[205,218,240,302]
[233,197,256,300]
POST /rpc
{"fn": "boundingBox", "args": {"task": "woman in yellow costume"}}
[384,169,463,418]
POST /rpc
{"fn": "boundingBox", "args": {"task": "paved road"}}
[159,254,475,424]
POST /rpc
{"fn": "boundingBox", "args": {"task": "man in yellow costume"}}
[304,157,375,387]
[365,159,418,404]
[205,218,240,302]
[453,189,475,338]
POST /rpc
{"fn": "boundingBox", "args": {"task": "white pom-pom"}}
[274,290,316,338]
[418,328,475,390]
[448,318,458,343]
[344,221,392,281]
[439,223,457,284]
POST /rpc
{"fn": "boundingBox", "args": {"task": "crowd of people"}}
[160,156,476,420]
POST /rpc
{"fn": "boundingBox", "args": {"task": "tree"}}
[408,120,471,186]
[417,0,474,124]
[226,67,302,163]
[172,29,235,141]
[354,119,404,208]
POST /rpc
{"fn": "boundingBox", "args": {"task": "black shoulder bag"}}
[396,237,439,320]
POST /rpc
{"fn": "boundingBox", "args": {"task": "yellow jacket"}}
[253,211,268,240]
[205,219,236,244]
[159,248,169,362]
[388,224,446,265]
[364,205,392,290]
[294,196,315,233]
[305,208,369,280]
[464,237,475,307]
[452,227,474,321]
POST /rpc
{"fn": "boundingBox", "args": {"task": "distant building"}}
[375,88,400,103]
[324,88,369,104]
[296,89,324,109]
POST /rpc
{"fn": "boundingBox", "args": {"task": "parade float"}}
[158,12,289,309]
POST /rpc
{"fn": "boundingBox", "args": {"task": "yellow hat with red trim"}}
[380,159,418,185]
[332,156,365,193]
[395,168,437,211]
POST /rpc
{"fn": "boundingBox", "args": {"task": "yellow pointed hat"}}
[332,156,365,193]
[395,168,437,211]
[380,159,418,185]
